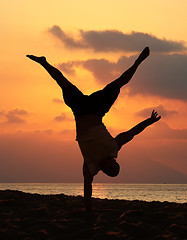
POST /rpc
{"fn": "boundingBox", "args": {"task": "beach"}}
[0,190,186,240]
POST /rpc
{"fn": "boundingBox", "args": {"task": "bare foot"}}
[26,55,46,64]
[136,47,150,65]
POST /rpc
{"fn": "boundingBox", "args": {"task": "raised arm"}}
[115,110,161,150]
[83,161,93,210]
[129,110,161,136]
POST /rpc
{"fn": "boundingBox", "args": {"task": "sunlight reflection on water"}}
[0,183,186,203]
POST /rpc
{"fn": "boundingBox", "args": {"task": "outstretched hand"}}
[151,110,161,123]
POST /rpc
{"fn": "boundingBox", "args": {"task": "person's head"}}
[100,157,120,177]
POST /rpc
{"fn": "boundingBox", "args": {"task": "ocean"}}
[0,183,186,203]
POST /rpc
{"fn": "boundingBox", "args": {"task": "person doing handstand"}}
[27,47,161,210]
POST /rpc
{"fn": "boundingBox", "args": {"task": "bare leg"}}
[110,47,150,88]
[26,55,72,89]
[88,47,150,116]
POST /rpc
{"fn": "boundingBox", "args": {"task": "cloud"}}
[129,53,187,100]
[58,57,125,83]
[80,30,186,53]
[48,26,186,53]
[82,58,120,83]
[49,26,187,100]
[136,105,178,118]
[143,122,187,140]
[58,53,187,100]
[54,112,73,122]
[52,98,63,104]
[0,108,28,124]
[48,25,86,49]
[58,62,76,75]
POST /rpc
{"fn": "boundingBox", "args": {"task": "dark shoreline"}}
[0,190,186,239]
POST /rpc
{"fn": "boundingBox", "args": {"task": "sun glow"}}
[0,0,186,182]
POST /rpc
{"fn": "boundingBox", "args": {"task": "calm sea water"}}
[0,183,186,203]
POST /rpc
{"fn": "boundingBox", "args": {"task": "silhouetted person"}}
[27,47,161,210]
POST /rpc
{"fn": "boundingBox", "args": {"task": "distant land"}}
[95,158,187,184]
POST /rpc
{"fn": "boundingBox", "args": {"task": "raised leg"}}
[26,55,73,89]
[110,47,150,88]
[88,47,149,116]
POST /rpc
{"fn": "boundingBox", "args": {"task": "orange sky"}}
[0,0,187,183]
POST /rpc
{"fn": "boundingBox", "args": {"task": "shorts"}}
[77,123,119,176]
[62,82,120,117]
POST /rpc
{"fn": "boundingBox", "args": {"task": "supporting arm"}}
[83,162,93,210]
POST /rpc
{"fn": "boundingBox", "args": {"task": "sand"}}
[0,190,186,240]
